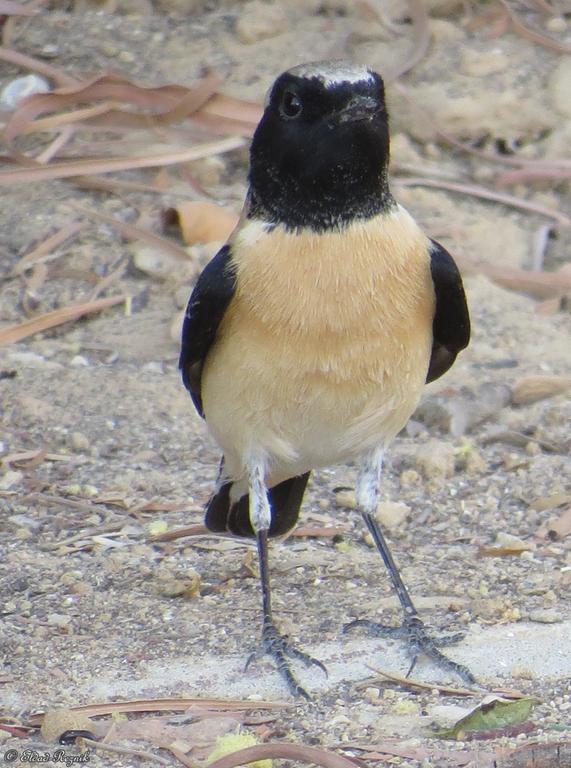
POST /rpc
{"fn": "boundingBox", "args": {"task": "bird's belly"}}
[202,319,432,482]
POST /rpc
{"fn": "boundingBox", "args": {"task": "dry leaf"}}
[529,492,571,512]
[536,506,571,541]
[436,696,536,740]
[511,375,571,405]
[165,202,239,245]
[40,708,95,743]
[208,743,361,768]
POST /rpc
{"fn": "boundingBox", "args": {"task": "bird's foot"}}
[246,620,327,699]
[344,614,475,685]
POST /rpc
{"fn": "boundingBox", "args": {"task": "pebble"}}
[549,59,571,118]
[0,471,23,490]
[391,699,419,715]
[400,469,422,487]
[376,501,410,531]
[70,355,90,367]
[0,74,50,110]
[511,666,535,680]
[529,608,561,624]
[132,243,197,282]
[70,431,90,452]
[416,439,455,479]
[545,16,567,32]
[47,613,72,629]
[334,490,410,530]
[236,1,288,44]
[460,49,508,77]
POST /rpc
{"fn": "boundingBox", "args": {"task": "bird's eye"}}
[279,90,303,119]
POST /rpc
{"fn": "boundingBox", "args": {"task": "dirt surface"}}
[1,2,571,766]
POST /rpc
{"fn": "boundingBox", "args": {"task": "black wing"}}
[426,239,470,384]
[179,244,236,416]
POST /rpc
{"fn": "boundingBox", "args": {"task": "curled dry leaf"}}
[164,202,239,246]
[3,72,260,146]
[536,506,571,541]
[40,708,95,743]
[208,743,361,768]
[511,375,571,405]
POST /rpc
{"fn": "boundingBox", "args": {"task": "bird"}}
[179,59,472,698]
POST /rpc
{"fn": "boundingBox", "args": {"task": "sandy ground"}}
[1,2,571,766]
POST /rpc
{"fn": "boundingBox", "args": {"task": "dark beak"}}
[338,95,380,123]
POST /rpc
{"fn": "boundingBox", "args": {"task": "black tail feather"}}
[205,472,310,538]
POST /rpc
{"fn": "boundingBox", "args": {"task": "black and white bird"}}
[179,60,472,698]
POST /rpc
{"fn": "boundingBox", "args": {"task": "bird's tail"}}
[205,472,310,538]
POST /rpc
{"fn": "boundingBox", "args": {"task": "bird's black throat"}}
[247,75,394,232]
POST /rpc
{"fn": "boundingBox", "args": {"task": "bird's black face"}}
[248,61,393,232]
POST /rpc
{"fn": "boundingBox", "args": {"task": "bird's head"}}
[248,60,393,232]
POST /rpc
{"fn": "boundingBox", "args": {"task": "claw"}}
[344,615,476,685]
[244,620,327,699]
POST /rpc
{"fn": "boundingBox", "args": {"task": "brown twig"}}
[0,137,245,184]
[362,664,526,699]
[496,0,571,52]
[0,46,79,87]
[0,294,126,346]
[70,204,191,261]
[78,737,170,766]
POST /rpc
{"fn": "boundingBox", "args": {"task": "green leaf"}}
[437,697,536,740]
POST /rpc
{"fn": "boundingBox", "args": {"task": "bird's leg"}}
[344,449,475,685]
[247,461,326,699]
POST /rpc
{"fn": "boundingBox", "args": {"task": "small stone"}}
[391,699,419,715]
[465,448,487,475]
[550,59,571,118]
[376,501,410,531]
[118,50,135,63]
[334,489,356,509]
[0,470,23,490]
[187,156,226,187]
[529,608,561,624]
[416,439,455,479]
[47,613,72,630]
[400,469,422,487]
[133,243,197,282]
[511,666,535,680]
[157,571,201,599]
[460,49,508,77]
[70,355,89,367]
[0,74,50,110]
[364,686,380,703]
[362,531,374,548]
[545,16,567,32]
[70,432,90,452]
[235,1,288,44]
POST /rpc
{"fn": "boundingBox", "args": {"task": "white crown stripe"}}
[289,60,374,87]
